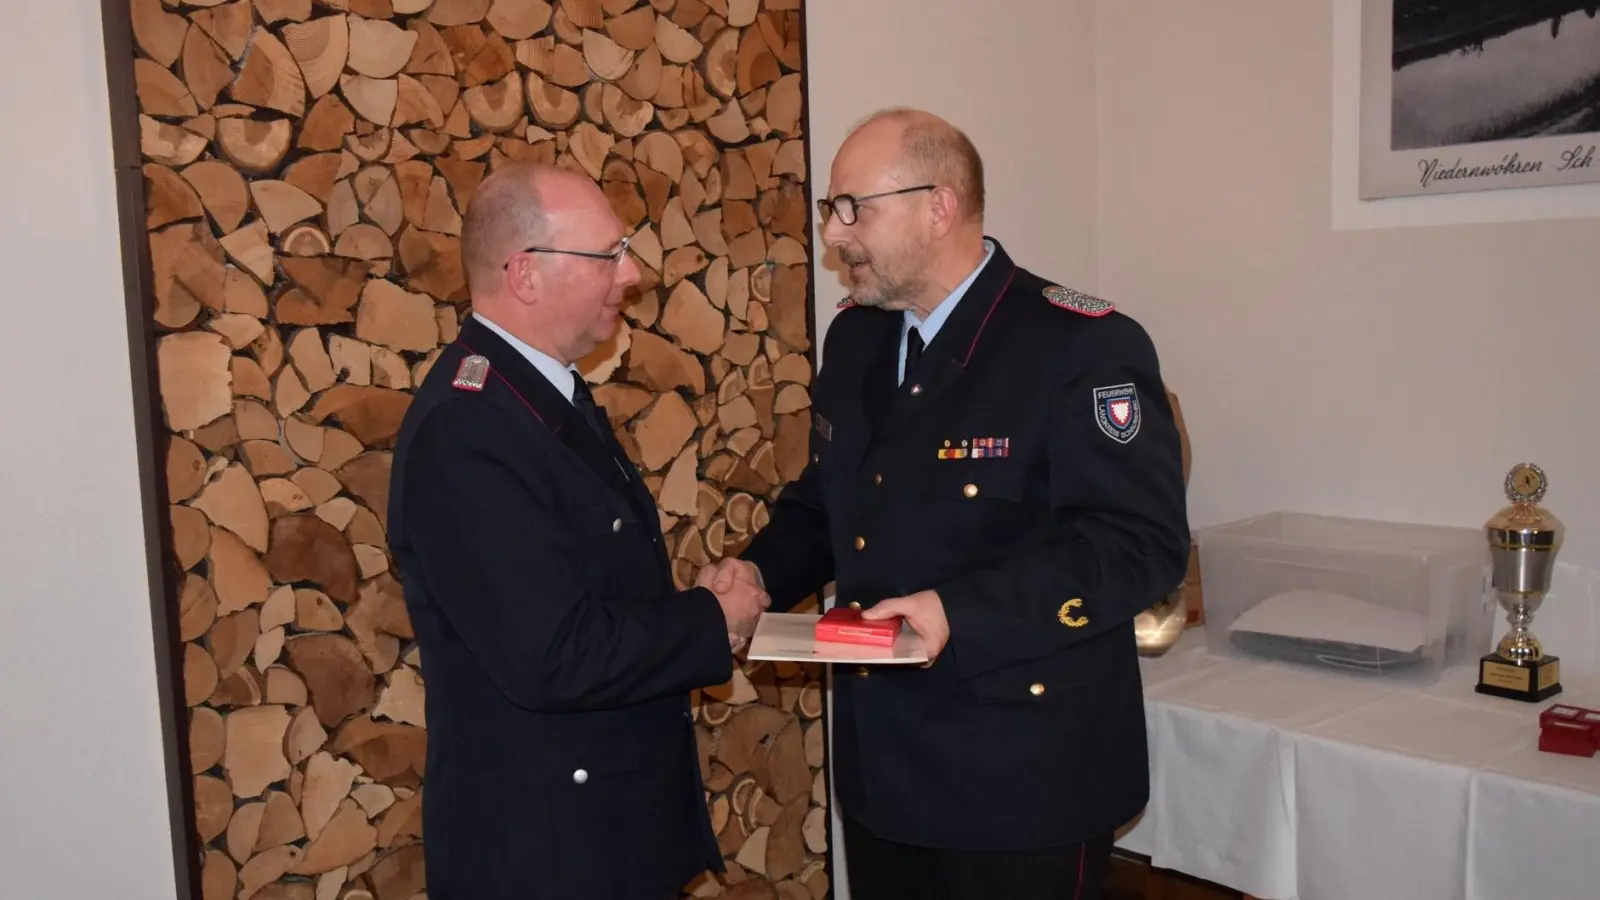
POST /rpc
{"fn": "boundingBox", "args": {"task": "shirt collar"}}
[904,238,996,346]
[471,312,578,402]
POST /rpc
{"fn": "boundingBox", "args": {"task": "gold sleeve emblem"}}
[1057,598,1088,627]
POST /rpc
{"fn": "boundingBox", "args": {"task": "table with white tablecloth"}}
[1115,630,1600,900]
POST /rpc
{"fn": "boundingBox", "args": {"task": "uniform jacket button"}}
[873,473,883,486]
[854,536,866,550]
[963,483,978,498]
[857,667,870,678]
[1029,682,1045,697]
[611,518,622,533]
[849,601,862,610]
[573,768,589,784]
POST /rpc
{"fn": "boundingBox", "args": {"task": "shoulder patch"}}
[1094,383,1141,443]
[1043,285,1114,317]
[837,296,857,310]
[452,354,490,391]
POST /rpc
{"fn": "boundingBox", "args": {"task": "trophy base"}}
[1475,653,1561,702]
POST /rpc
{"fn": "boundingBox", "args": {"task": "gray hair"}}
[460,162,554,296]
[850,107,985,222]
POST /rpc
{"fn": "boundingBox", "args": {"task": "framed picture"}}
[1360,0,1600,199]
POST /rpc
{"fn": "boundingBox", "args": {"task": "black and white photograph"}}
[1359,0,1600,198]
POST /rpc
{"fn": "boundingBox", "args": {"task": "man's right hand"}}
[696,562,768,650]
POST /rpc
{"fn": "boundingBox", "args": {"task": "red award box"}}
[1537,703,1599,758]
[815,607,900,647]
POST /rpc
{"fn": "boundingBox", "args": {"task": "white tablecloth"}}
[1115,630,1600,900]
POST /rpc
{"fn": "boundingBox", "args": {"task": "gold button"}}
[854,536,866,550]
[962,483,978,498]
[813,453,819,463]
[1029,682,1045,697]
[873,473,883,486]
[612,518,622,533]
[858,667,870,678]
[849,601,861,610]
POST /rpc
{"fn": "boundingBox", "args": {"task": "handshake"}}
[695,558,768,652]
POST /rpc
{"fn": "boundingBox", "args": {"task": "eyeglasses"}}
[505,235,631,269]
[816,185,935,226]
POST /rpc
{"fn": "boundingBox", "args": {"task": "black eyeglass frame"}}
[504,235,632,269]
[816,184,936,226]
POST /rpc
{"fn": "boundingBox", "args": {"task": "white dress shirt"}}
[897,238,996,385]
[472,312,580,404]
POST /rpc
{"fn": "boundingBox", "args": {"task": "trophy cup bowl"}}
[1476,463,1564,702]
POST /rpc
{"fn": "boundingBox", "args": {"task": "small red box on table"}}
[815,607,900,647]
[1538,703,1600,758]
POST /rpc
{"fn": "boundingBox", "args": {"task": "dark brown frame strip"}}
[98,0,202,896]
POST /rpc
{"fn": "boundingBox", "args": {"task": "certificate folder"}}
[746,612,929,664]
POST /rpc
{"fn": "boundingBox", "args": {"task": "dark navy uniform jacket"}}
[388,315,730,900]
[740,239,1190,850]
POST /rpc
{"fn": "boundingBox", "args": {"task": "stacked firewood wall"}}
[126,0,825,897]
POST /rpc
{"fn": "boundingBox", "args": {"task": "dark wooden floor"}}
[1105,852,1243,900]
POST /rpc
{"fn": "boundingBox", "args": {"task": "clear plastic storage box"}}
[1195,512,1494,682]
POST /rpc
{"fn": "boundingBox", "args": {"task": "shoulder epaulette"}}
[1043,285,1114,317]
[452,354,490,391]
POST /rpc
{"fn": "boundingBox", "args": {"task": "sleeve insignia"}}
[837,297,858,309]
[1043,285,1114,317]
[1057,598,1088,627]
[452,354,490,391]
[1093,383,1141,443]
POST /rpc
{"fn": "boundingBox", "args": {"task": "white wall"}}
[1096,0,1600,671]
[804,0,1101,357]
[0,1,180,896]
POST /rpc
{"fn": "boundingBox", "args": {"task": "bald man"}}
[711,109,1190,898]
[388,163,768,900]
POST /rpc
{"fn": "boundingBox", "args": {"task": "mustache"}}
[839,250,870,266]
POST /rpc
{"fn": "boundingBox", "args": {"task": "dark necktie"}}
[572,375,653,516]
[906,326,925,370]
[569,376,611,440]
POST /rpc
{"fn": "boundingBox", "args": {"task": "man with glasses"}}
[708,108,1190,899]
[387,162,769,900]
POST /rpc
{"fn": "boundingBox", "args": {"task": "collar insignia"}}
[452,354,490,391]
[1044,285,1114,317]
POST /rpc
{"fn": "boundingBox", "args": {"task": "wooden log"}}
[225,705,294,798]
[232,30,307,117]
[143,116,210,168]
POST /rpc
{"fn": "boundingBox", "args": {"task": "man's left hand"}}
[861,590,949,665]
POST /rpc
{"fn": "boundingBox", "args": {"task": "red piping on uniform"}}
[1073,843,1085,900]
[959,264,1017,367]
[458,342,551,428]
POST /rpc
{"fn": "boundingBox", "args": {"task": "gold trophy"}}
[1476,463,1563,702]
